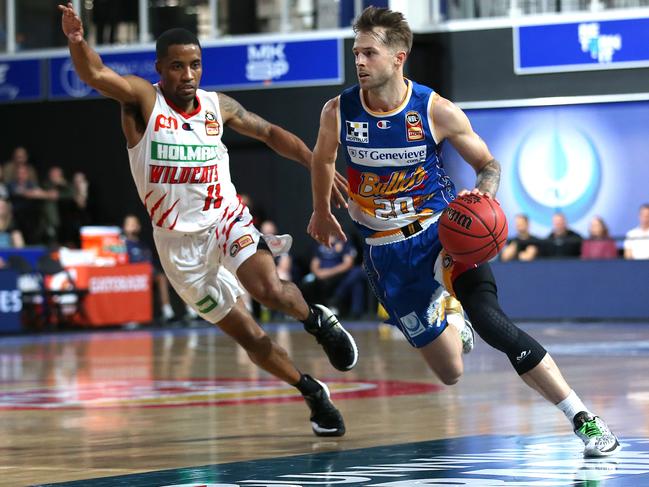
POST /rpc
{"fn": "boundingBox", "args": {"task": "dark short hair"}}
[156,28,201,60]
[353,6,413,54]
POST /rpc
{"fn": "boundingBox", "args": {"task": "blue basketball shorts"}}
[363,219,474,348]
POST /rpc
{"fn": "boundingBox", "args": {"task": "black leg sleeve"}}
[453,264,547,375]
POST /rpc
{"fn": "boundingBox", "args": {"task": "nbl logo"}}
[405,110,424,142]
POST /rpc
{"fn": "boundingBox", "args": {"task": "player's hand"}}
[307,210,346,248]
[330,170,349,209]
[59,2,84,44]
[458,188,500,205]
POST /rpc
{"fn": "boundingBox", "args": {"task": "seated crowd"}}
[1,144,648,325]
[501,206,649,262]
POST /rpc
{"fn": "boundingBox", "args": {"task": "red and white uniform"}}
[128,85,260,322]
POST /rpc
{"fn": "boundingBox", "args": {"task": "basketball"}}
[438,193,508,265]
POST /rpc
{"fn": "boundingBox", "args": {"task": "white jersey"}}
[128,85,238,233]
[624,226,649,259]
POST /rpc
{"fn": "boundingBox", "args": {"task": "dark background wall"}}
[1,30,647,259]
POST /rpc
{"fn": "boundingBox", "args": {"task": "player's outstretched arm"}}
[433,95,500,197]
[218,93,348,208]
[58,2,152,105]
[307,98,346,247]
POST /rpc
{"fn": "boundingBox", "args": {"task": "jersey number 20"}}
[374,196,415,219]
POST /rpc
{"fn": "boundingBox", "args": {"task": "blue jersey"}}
[339,79,456,239]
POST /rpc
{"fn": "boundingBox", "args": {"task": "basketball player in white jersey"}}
[308,6,620,455]
[59,2,357,437]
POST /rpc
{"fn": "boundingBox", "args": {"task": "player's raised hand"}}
[308,211,347,248]
[59,2,84,44]
[330,170,349,209]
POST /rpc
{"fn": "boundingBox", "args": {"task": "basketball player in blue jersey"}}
[59,2,357,437]
[308,6,620,456]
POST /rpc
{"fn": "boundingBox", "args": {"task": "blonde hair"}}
[353,6,413,54]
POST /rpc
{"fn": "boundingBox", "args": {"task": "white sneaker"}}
[447,312,475,354]
[573,412,622,457]
[443,295,474,354]
[185,305,199,319]
[161,304,175,322]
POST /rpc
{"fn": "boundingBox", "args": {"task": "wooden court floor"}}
[1,320,649,486]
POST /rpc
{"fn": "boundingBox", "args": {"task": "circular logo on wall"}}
[511,127,602,225]
[61,60,93,98]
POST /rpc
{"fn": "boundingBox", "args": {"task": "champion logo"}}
[516,350,531,362]
[182,122,193,131]
[377,120,391,129]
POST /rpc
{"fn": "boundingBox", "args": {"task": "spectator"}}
[258,219,293,320]
[542,212,582,258]
[72,172,89,211]
[581,215,617,260]
[260,219,293,278]
[123,214,174,322]
[42,166,75,245]
[500,213,540,262]
[0,165,9,200]
[0,200,25,249]
[59,171,92,247]
[3,146,38,185]
[240,193,267,227]
[122,214,196,323]
[624,203,649,260]
[301,236,366,319]
[8,165,54,244]
[93,0,119,44]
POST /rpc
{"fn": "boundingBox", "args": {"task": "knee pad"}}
[454,265,546,375]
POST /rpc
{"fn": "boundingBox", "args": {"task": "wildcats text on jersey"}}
[149,164,219,185]
[151,141,221,162]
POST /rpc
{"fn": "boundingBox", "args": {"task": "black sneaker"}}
[302,376,345,437]
[305,304,358,371]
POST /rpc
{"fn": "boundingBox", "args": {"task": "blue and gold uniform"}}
[339,79,455,240]
[339,79,471,347]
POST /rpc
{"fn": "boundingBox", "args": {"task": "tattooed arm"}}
[217,92,311,169]
[432,95,500,197]
[475,158,501,196]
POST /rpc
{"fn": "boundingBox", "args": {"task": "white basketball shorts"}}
[153,206,261,323]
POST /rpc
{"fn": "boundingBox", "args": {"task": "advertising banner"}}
[0,58,42,102]
[49,38,342,99]
[0,270,22,333]
[515,17,649,73]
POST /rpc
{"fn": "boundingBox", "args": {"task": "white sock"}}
[185,305,198,318]
[162,303,174,320]
[556,390,590,424]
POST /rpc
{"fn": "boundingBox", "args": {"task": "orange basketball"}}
[438,194,508,265]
